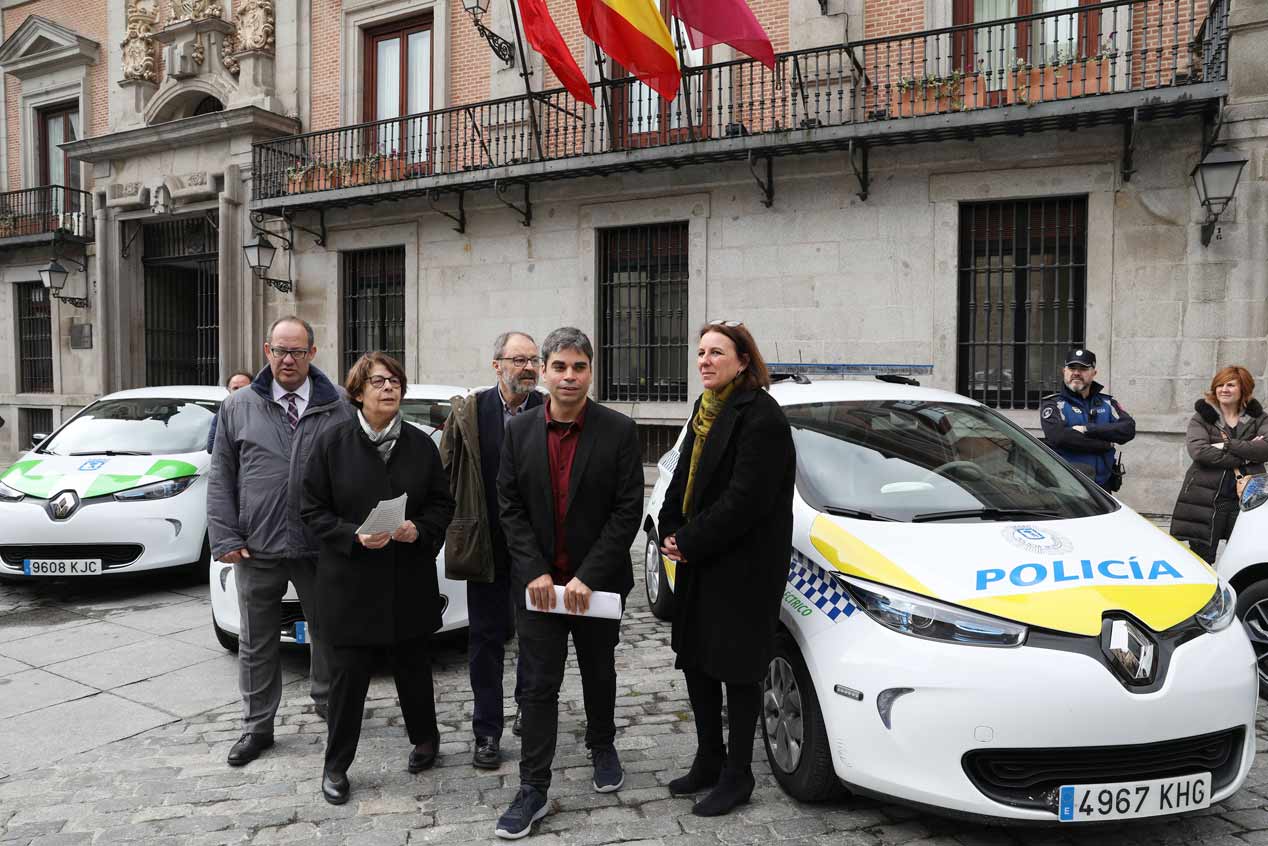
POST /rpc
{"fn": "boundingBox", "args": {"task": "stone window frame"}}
[929,163,1115,431]
[579,193,710,423]
[340,0,451,130]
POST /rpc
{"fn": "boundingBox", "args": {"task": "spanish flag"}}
[577,0,680,102]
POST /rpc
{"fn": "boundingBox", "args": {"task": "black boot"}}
[692,766,755,817]
[668,745,725,796]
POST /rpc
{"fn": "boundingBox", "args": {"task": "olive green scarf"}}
[683,382,736,514]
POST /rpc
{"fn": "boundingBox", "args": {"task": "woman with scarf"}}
[1170,365,1268,563]
[301,352,455,805]
[657,322,795,817]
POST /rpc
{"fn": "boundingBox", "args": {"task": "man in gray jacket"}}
[208,315,354,767]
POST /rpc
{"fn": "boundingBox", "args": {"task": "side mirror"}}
[31,433,48,449]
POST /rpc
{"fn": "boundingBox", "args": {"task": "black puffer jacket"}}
[1170,398,1268,550]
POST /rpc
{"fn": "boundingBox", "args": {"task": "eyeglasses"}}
[267,346,311,361]
[368,376,402,389]
[497,356,543,369]
[708,319,744,328]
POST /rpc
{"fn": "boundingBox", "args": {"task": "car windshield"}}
[401,397,453,446]
[785,399,1115,522]
[39,398,221,456]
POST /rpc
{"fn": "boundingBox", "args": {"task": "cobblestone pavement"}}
[3,562,1268,846]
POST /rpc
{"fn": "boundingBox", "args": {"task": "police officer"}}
[1039,348,1136,491]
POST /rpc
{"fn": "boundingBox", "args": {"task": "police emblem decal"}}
[1042,407,1054,420]
[1000,525,1074,555]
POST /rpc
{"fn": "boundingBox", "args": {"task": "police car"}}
[643,377,1256,824]
[1216,473,1268,697]
[0,387,226,579]
[208,384,471,651]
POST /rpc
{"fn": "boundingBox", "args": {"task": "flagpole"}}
[592,45,620,149]
[672,17,696,142]
[507,0,546,161]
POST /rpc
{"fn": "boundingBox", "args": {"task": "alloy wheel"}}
[1244,599,1268,689]
[644,537,661,605]
[763,656,804,773]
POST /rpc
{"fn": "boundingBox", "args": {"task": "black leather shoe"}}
[226,733,274,767]
[473,736,501,770]
[512,707,522,737]
[314,703,328,721]
[668,746,725,796]
[692,767,755,817]
[408,738,438,773]
[322,770,350,805]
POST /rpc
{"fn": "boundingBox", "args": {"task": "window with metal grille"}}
[15,282,53,393]
[957,196,1087,409]
[19,407,53,450]
[342,246,406,373]
[639,423,682,465]
[598,223,689,403]
[142,217,219,386]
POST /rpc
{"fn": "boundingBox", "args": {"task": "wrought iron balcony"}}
[0,186,94,246]
[252,0,1229,209]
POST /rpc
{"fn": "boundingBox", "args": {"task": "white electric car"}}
[643,377,1256,824]
[0,387,226,580]
[1216,473,1268,697]
[209,384,471,651]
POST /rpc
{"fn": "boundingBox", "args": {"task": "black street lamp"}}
[1192,146,1248,247]
[38,257,90,308]
[242,233,278,276]
[462,0,516,64]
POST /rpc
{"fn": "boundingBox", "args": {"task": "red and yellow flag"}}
[576,0,680,102]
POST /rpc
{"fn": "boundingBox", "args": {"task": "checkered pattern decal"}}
[789,550,857,621]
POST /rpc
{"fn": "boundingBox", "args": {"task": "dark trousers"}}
[516,606,620,792]
[684,668,761,771]
[325,635,437,775]
[1193,497,1241,564]
[467,563,524,739]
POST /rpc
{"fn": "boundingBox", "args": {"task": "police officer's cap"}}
[1064,348,1096,368]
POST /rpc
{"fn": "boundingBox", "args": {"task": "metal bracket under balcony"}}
[251,0,1231,215]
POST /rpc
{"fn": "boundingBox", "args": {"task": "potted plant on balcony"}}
[0,211,16,238]
[285,160,341,193]
[893,70,987,116]
[374,149,405,183]
[1009,42,1115,105]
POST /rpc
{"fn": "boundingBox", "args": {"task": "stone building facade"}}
[0,0,1264,516]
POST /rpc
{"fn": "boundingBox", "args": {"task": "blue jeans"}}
[467,564,524,739]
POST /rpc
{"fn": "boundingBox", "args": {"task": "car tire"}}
[1234,577,1268,699]
[761,631,844,802]
[213,612,240,653]
[643,532,675,620]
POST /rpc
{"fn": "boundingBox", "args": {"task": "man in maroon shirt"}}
[495,327,645,839]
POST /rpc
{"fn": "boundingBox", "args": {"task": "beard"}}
[501,370,537,396]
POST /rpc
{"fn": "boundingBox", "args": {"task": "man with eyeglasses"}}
[207,315,355,768]
[440,332,544,769]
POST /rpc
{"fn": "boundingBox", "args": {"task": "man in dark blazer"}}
[439,332,544,769]
[493,327,644,840]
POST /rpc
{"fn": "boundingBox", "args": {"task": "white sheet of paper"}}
[525,586,622,620]
[355,492,408,535]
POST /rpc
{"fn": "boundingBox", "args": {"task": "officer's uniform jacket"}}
[1039,381,1135,488]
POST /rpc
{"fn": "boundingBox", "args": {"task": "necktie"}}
[283,393,299,430]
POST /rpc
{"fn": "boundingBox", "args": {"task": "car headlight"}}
[113,476,198,502]
[0,479,25,502]
[1242,474,1267,512]
[1195,580,1236,633]
[835,574,1027,647]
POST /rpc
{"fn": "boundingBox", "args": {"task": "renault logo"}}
[1104,618,1155,683]
[48,490,80,520]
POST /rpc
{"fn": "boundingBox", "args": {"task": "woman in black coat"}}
[658,322,795,818]
[302,352,455,805]
[1170,365,1268,563]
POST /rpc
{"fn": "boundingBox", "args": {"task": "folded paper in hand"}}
[525,586,622,620]
[356,493,408,535]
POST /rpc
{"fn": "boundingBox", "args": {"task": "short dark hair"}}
[493,331,536,360]
[541,327,593,364]
[698,323,771,391]
[268,315,315,348]
[225,370,253,388]
[345,352,408,408]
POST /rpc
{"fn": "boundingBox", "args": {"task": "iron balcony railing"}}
[0,185,94,241]
[253,0,1229,203]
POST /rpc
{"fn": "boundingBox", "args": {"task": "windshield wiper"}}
[67,450,152,456]
[822,506,897,522]
[911,507,1062,523]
